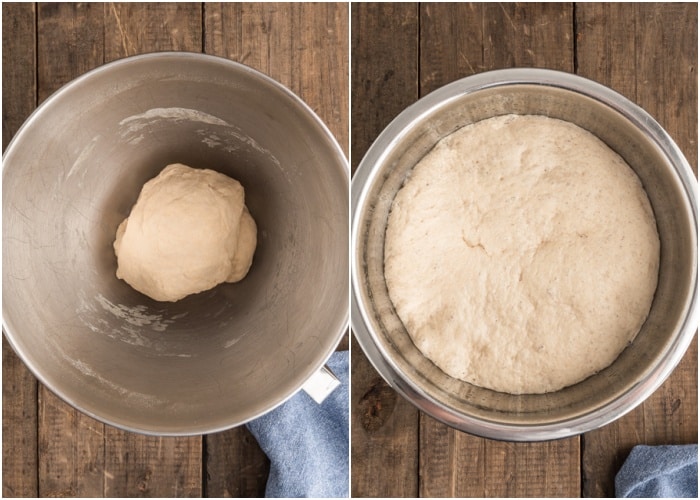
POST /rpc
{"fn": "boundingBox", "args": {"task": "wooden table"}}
[2,3,347,497]
[3,2,698,499]
[351,3,697,497]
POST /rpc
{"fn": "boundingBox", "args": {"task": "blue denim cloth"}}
[616,444,698,498]
[246,351,349,498]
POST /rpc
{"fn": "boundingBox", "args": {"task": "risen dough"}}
[384,114,660,394]
[114,163,257,302]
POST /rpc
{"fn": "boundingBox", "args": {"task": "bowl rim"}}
[351,67,698,441]
[2,51,350,436]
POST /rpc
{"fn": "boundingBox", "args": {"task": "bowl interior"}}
[3,53,348,434]
[354,82,696,429]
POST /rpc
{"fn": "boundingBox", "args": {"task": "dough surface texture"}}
[384,114,660,394]
[114,163,257,302]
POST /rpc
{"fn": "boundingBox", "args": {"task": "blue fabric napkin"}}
[616,444,698,498]
[246,350,349,498]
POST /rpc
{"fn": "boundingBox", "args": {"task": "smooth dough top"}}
[384,114,660,394]
[114,163,257,302]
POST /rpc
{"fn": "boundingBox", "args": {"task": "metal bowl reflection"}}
[351,68,697,441]
[3,52,349,435]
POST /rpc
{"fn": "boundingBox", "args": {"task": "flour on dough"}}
[114,163,257,302]
[384,114,660,394]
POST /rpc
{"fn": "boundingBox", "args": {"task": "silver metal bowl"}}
[351,68,697,441]
[3,52,349,435]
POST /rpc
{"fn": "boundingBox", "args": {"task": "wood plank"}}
[420,2,574,96]
[634,2,698,175]
[38,390,106,497]
[291,2,349,157]
[642,338,698,443]
[35,3,106,497]
[417,3,579,497]
[204,427,269,498]
[204,2,348,156]
[350,2,418,173]
[351,3,420,497]
[2,2,36,150]
[103,427,201,497]
[3,338,39,498]
[419,2,484,96]
[576,3,698,497]
[203,4,348,494]
[297,2,350,157]
[103,2,202,60]
[421,414,580,497]
[580,338,697,497]
[480,434,579,497]
[2,3,39,497]
[351,337,420,497]
[482,2,574,72]
[204,3,293,85]
[574,3,637,100]
[101,3,204,497]
[36,2,105,103]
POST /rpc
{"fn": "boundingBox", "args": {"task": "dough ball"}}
[385,115,660,394]
[114,163,257,302]
[228,207,257,282]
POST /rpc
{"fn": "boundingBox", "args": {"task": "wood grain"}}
[351,2,695,498]
[291,2,349,156]
[38,390,106,497]
[420,415,580,498]
[420,2,575,97]
[204,427,269,498]
[580,338,698,497]
[4,2,696,498]
[104,2,202,60]
[481,2,574,73]
[204,2,348,156]
[576,3,698,496]
[36,2,105,103]
[634,3,698,174]
[6,2,348,497]
[2,3,38,497]
[350,3,420,497]
[2,338,39,498]
[103,427,201,497]
[419,3,484,95]
[350,2,418,172]
[2,2,36,149]
[351,338,420,497]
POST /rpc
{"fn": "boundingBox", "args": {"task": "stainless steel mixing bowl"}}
[351,68,697,441]
[3,52,348,435]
